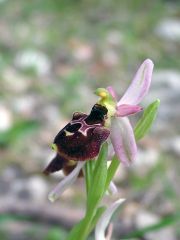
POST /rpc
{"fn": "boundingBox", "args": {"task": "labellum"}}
[43,104,110,175]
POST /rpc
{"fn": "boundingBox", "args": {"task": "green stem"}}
[105,156,120,192]
[67,144,116,240]
[67,201,99,240]
[79,160,99,240]
[78,209,96,240]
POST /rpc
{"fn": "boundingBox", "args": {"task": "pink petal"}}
[107,86,118,100]
[110,117,137,166]
[116,104,143,117]
[118,59,154,106]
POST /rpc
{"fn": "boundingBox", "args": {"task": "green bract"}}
[134,99,160,140]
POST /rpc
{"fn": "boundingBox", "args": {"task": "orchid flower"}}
[44,59,154,202]
[96,59,154,166]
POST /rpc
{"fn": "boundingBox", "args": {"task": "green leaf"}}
[87,143,108,211]
[66,219,85,240]
[134,99,160,140]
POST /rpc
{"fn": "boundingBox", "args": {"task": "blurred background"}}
[0,0,180,239]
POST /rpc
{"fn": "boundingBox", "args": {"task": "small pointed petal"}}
[95,198,125,240]
[110,117,137,166]
[118,59,154,105]
[109,181,118,195]
[48,161,85,202]
[116,104,143,117]
[107,86,118,100]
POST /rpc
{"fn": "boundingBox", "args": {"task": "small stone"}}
[3,68,31,93]
[145,70,180,130]
[12,95,37,117]
[102,49,119,66]
[0,179,10,195]
[2,165,25,180]
[26,176,48,202]
[106,30,123,46]
[40,104,62,129]
[71,42,93,61]
[15,49,51,76]
[0,104,12,131]
[11,180,28,199]
[152,70,180,91]
[10,176,48,202]
[161,136,180,157]
[156,18,180,41]
[132,149,159,176]
[135,210,176,240]
[170,137,180,156]
[17,188,31,200]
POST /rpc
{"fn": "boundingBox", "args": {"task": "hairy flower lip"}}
[53,104,110,162]
[44,104,110,176]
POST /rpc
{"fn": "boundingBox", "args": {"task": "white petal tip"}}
[116,198,126,205]
[156,98,160,104]
[48,193,56,202]
[47,162,85,204]
[143,59,154,72]
[109,181,118,195]
[144,58,154,65]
